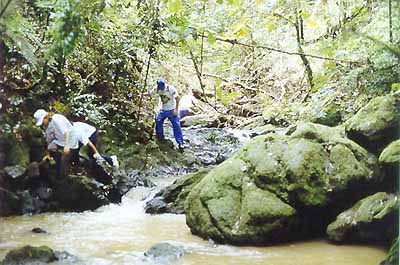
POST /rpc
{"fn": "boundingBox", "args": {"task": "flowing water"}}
[0,185,387,265]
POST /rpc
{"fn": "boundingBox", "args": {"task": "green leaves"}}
[168,0,183,13]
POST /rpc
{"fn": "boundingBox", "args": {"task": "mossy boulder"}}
[185,123,380,244]
[327,192,399,244]
[344,94,400,151]
[379,140,400,164]
[1,245,57,265]
[145,168,210,214]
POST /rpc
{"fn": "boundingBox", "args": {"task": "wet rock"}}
[34,187,53,201]
[344,94,400,152]
[180,114,219,128]
[144,243,185,261]
[32,227,47,234]
[248,124,287,138]
[17,190,39,215]
[1,245,57,264]
[26,162,40,179]
[0,187,20,217]
[53,174,110,212]
[185,123,381,245]
[4,165,26,180]
[144,197,168,214]
[54,250,80,262]
[327,192,399,244]
[145,168,210,214]
[114,169,155,196]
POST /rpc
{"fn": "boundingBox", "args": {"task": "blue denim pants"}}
[155,109,183,145]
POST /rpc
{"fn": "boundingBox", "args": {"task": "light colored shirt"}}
[66,122,97,149]
[179,94,198,111]
[45,114,72,150]
[150,84,179,111]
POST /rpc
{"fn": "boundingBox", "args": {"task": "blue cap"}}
[157,79,166,90]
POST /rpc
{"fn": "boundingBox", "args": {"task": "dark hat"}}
[157,79,166,90]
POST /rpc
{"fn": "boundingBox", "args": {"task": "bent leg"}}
[155,111,167,140]
[167,112,183,145]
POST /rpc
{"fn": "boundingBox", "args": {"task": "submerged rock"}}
[327,192,398,244]
[145,168,210,214]
[185,123,380,244]
[1,245,57,264]
[344,94,400,151]
[144,243,185,261]
[31,227,47,234]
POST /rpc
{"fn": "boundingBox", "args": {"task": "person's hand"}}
[93,152,102,160]
[41,154,52,162]
[173,109,178,116]
[63,146,70,155]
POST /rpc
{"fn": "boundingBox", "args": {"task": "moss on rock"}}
[344,94,399,150]
[2,245,57,264]
[185,123,380,244]
[327,192,399,243]
[379,140,400,164]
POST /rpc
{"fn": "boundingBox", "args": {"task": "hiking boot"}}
[178,144,185,152]
[111,155,119,169]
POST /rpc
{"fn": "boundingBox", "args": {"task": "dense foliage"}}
[0,0,399,143]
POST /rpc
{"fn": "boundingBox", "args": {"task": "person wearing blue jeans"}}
[149,79,184,150]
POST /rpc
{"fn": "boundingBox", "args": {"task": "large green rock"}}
[379,140,400,164]
[1,245,57,265]
[185,123,380,244]
[344,94,399,150]
[327,192,399,243]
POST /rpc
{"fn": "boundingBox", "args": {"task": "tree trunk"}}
[295,9,314,96]
[0,40,5,82]
[389,0,393,43]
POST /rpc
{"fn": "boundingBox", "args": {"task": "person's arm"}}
[87,140,100,158]
[63,130,71,155]
[145,87,156,97]
[174,96,180,116]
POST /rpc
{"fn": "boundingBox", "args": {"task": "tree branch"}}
[195,32,364,65]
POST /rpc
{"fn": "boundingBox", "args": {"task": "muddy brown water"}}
[0,186,387,265]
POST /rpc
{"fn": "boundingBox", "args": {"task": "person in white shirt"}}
[179,89,203,118]
[64,122,118,169]
[33,109,72,177]
[148,79,184,150]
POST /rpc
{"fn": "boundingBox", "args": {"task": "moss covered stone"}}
[2,245,57,264]
[327,192,399,243]
[185,123,379,244]
[379,140,400,164]
[344,94,399,149]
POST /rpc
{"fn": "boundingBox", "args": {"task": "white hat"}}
[33,109,48,126]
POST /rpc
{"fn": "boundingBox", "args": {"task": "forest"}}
[0,0,399,264]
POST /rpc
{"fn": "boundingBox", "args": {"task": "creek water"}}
[0,184,387,265]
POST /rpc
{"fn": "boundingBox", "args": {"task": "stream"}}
[0,184,387,265]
